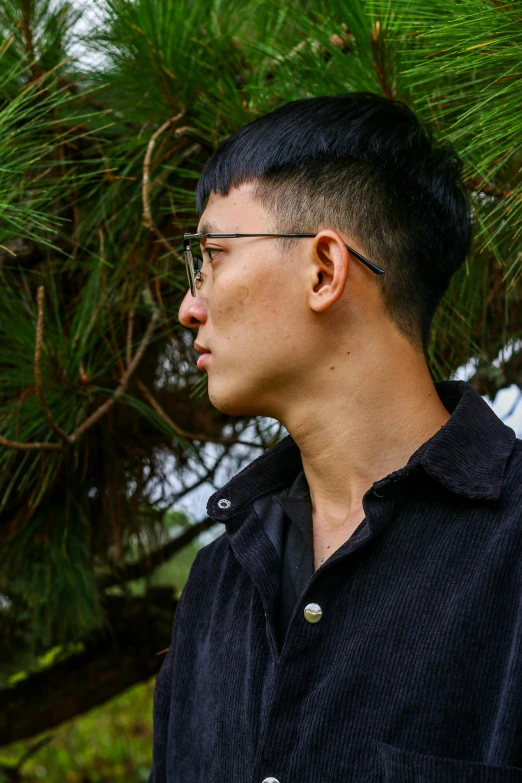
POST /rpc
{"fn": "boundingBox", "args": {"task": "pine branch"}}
[68,310,160,444]
[0,244,16,257]
[0,589,176,747]
[20,0,37,79]
[1,292,160,450]
[98,515,219,589]
[467,347,522,400]
[142,114,185,261]
[370,20,395,100]
[34,287,70,444]
[126,308,135,368]
[0,433,62,451]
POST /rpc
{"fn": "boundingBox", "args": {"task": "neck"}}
[278,329,450,533]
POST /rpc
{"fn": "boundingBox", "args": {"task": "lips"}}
[196,352,211,370]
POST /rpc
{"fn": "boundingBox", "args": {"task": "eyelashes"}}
[204,247,220,263]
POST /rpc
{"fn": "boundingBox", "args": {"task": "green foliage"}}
[240,0,522,376]
[0,540,200,779]
[2,509,105,662]
[0,0,521,697]
[118,531,203,600]
[0,46,68,247]
[0,679,156,782]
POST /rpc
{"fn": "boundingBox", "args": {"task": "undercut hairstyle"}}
[196,92,472,354]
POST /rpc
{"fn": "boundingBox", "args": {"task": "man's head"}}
[178,92,472,418]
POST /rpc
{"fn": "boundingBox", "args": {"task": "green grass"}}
[1,679,156,783]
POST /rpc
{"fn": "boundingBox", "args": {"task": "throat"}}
[312,507,365,571]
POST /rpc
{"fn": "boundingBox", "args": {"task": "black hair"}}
[196,92,472,354]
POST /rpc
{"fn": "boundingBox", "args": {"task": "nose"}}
[177,287,208,329]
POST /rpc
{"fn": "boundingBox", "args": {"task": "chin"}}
[208,386,264,418]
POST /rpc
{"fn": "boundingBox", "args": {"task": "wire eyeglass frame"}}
[182,232,385,297]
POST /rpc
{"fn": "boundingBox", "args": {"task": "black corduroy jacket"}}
[149,380,522,783]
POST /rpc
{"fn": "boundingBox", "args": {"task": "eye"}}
[204,247,220,263]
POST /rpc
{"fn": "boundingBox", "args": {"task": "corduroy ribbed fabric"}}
[149,380,522,783]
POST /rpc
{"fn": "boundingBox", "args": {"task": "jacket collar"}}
[207,380,517,522]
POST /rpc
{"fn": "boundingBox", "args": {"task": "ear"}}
[306,229,350,313]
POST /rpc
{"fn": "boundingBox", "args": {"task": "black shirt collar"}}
[273,467,314,554]
[207,380,517,522]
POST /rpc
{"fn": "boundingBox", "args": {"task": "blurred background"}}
[0,0,521,779]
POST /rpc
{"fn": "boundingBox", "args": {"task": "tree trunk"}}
[0,587,176,747]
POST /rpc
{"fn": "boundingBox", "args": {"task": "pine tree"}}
[0,0,521,749]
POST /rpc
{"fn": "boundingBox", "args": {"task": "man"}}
[150,93,522,782]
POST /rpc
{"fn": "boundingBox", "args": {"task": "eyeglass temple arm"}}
[342,245,384,275]
[184,233,385,275]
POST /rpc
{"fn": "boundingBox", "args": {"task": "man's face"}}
[177,181,325,418]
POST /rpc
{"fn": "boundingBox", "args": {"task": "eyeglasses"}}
[182,232,385,297]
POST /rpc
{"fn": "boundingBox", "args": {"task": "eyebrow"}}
[197,221,224,235]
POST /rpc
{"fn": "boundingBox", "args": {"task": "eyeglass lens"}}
[184,240,205,295]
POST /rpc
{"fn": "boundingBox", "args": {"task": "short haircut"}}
[196,92,472,354]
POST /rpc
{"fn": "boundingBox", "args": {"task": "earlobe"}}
[309,272,342,313]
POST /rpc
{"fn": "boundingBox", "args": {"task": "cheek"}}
[212,263,281,330]
[214,269,253,315]
[235,285,251,305]
[212,282,249,325]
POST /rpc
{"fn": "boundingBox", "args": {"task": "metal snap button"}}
[217,498,231,509]
[303,603,322,623]
[261,778,280,783]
